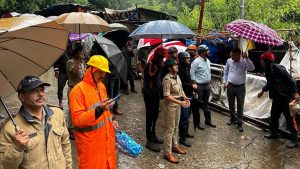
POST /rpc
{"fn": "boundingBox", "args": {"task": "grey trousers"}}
[196,84,212,123]
[227,84,246,126]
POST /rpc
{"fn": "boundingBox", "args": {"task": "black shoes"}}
[205,121,216,128]
[264,132,279,139]
[286,133,299,148]
[228,120,243,132]
[146,141,161,152]
[151,136,164,144]
[186,132,194,138]
[238,126,244,132]
[286,140,299,148]
[196,124,205,130]
[227,120,237,126]
[179,139,192,147]
[124,90,129,95]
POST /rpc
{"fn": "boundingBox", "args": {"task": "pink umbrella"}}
[137,38,163,49]
[147,41,187,62]
[225,19,283,46]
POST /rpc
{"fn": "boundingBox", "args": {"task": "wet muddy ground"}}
[2,70,300,169]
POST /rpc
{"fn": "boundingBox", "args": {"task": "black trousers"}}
[57,72,68,101]
[191,96,200,128]
[144,90,160,140]
[270,96,297,133]
[195,84,212,124]
[107,78,120,112]
[124,69,135,91]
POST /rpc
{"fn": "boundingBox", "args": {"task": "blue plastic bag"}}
[115,129,143,157]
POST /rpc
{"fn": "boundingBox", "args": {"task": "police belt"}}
[73,117,113,132]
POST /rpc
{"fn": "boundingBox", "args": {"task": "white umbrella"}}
[0,15,69,128]
[54,12,111,34]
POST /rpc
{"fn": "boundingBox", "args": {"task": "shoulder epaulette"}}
[47,104,63,110]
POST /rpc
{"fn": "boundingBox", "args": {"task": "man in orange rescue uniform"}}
[69,55,119,169]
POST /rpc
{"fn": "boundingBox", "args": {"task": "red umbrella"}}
[226,19,283,46]
[147,41,187,62]
[137,38,163,49]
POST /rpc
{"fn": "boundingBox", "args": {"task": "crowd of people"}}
[0,38,299,168]
[141,43,300,164]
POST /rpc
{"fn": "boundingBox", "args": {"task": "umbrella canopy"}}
[129,20,196,39]
[0,15,69,98]
[54,12,110,34]
[225,19,283,46]
[109,23,128,31]
[147,41,187,62]
[103,29,129,49]
[137,38,163,50]
[91,35,128,83]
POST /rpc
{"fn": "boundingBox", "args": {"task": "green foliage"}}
[1,0,299,41]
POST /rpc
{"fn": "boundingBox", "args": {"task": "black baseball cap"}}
[17,75,50,93]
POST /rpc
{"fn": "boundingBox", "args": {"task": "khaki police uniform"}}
[162,73,184,153]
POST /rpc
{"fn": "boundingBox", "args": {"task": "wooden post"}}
[197,0,205,34]
[197,0,206,45]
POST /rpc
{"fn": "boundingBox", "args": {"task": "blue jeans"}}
[179,95,192,129]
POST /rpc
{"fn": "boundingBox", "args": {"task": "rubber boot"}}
[286,132,299,148]
[179,128,191,147]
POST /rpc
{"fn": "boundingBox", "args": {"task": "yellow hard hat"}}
[87,55,111,73]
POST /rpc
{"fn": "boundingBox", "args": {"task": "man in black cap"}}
[178,52,194,147]
[190,45,216,128]
[0,75,72,168]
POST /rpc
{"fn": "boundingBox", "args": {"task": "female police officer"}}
[162,58,190,163]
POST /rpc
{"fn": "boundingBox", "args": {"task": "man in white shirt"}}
[190,45,216,128]
[223,48,255,132]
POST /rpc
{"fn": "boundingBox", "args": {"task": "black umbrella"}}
[91,35,128,83]
[103,29,129,49]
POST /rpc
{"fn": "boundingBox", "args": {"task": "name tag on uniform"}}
[28,132,38,138]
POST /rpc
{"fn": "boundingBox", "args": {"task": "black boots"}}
[151,135,164,144]
[146,134,163,152]
[179,128,192,147]
[179,139,191,147]
[146,141,161,152]
[264,131,279,139]
[286,132,299,148]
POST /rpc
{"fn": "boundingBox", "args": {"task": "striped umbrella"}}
[147,41,187,62]
[226,19,283,46]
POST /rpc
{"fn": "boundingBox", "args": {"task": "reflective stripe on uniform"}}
[73,117,113,132]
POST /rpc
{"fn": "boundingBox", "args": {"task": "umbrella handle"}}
[0,97,18,130]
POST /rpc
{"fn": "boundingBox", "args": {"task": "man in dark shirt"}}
[257,52,299,148]
[178,52,194,147]
[54,51,70,108]
[121,40,137,94]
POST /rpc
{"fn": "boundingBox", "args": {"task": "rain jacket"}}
[263,63,298,99]
[69,67,116,169]
[0,105,72,169]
